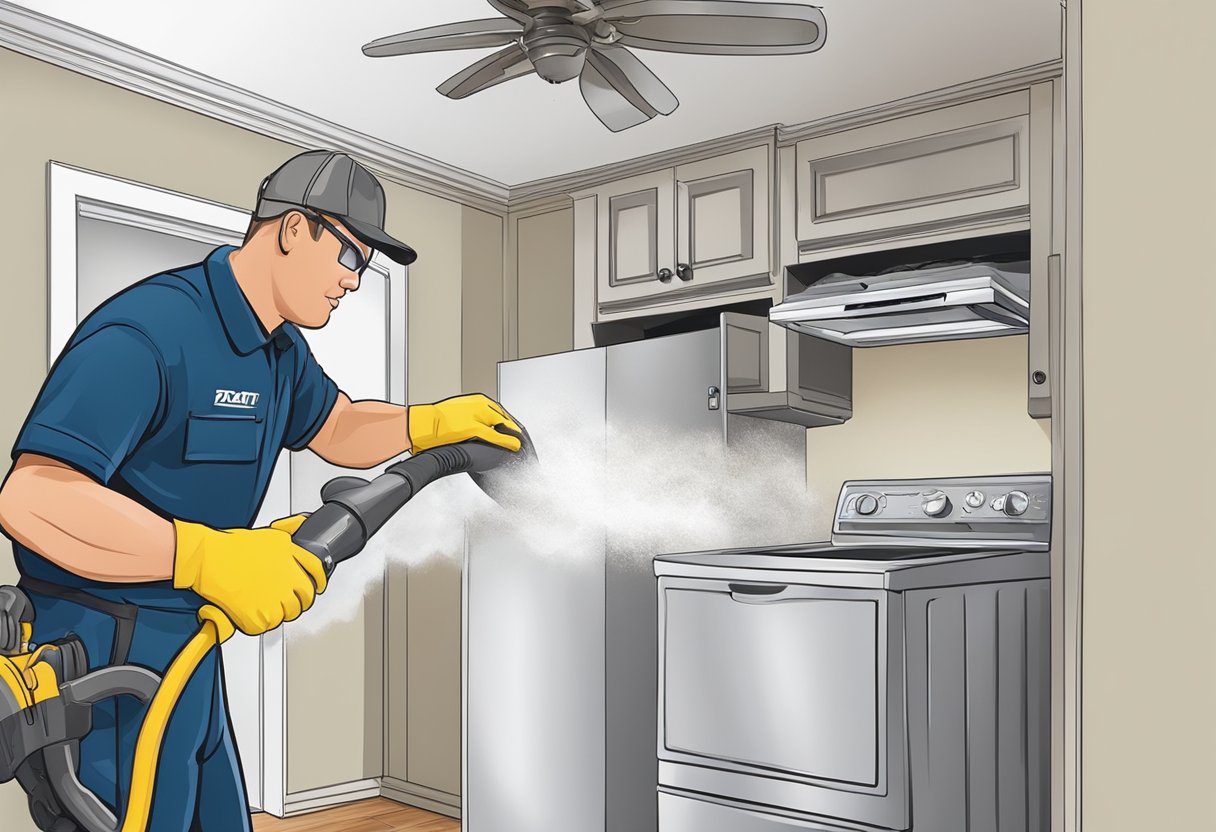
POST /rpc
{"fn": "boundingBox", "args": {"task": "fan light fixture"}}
[362,0,827,132]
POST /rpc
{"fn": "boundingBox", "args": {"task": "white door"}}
[49,162,406,816]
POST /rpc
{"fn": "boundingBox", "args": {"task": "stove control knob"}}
[1003,490,1030,517]
[965,490,985,509]
[855,494,879,516]
[922,491,952,518]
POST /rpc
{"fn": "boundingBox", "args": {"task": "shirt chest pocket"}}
[184,413,264,463]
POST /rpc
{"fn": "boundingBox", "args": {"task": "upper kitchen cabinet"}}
[791,91,1031,256]
[575,142,774,322]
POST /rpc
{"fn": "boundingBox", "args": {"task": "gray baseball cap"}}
[254,150,417,266]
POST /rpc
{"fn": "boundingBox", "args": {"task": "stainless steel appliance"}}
[462,326,806,832]
[769,260,1031,346]
[655,474,1051,832]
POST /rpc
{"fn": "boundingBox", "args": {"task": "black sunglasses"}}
[297,210,371,275]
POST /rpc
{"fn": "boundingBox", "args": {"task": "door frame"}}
[1056,5,1084,831]
[47,161,407,817]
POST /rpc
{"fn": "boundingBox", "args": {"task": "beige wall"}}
[806,335,1051,536]
[462,207,506,396]
[515,208,575,359]
[0,46,495,824]
[1081,2,1216,827]
[379,202,504,804]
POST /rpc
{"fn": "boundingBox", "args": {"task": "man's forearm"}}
[309,395,411,469]
[0,454,176,582]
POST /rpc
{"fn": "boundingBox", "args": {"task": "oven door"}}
[657,575,908,830]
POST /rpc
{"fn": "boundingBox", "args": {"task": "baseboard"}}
[379,776,461,819]
[280,777,382,816]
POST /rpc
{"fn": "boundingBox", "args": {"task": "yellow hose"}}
[119,604,235,832]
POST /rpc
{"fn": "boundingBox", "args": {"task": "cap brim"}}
[342,216,418,267]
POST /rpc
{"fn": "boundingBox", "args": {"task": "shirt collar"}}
[205,245,294,355]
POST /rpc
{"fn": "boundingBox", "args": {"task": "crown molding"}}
[0,1,511,214]
[511,124,779,204]
[507,191,575,217]
[776,58,1064,145]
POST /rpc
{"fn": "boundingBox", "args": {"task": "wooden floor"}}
[252,798,459,832]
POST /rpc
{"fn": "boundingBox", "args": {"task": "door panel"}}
[612,194,658,282]
[76,217,216,317]
[605,328,724,832]
[657,572,909,830]
[663,585,880,784]
[675,145,771,287]
[794,92,1030,250]
[596,168,675,307]
[605,328,724,437]
[464,348,608,832]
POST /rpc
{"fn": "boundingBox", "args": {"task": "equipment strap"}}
[17,577,139,666]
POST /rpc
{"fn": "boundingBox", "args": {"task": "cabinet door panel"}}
[596,168,675,308]
[676,145,772,289]
[611,193,658,282]
[687,172,749,264]
[816,128,1017,220]
[795,91,1030,251]
[722,311,768,394]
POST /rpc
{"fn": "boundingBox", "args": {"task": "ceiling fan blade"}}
[437,44,536,99]
[362,18,523,57]
[485,0,535,26]
[587,45,678,116]
[601,0,827,55]
[580,57,657,132]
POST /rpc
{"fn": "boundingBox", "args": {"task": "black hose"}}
[291,425,535,576]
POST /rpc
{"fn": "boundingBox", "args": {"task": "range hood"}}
[770,260,1031,347]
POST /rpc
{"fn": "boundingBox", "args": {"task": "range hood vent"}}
[771,259,1031,347]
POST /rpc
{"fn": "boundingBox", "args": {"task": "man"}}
[0,149,520,830]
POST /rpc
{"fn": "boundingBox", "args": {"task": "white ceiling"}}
[14,0,1061,186]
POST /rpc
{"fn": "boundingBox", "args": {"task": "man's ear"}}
[278,211,306,255]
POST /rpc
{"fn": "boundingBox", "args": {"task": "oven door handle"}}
[728,582,790,603]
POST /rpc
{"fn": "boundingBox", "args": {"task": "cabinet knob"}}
[676,263,694,281]
[658,267,673,283]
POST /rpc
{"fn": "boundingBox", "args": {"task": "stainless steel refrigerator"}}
[462,326,806,832]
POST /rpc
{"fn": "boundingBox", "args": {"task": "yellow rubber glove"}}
[409,393,522,453]
[172,514,327,636]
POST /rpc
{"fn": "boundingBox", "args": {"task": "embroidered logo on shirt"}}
[214,389,261,409]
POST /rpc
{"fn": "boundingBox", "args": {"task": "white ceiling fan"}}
[362,1,828,132]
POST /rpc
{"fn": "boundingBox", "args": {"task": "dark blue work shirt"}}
[9,245,338,609]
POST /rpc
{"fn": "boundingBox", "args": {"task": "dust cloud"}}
[289,416,821,636]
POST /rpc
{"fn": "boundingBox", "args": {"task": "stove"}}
[653,474,1051,832]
